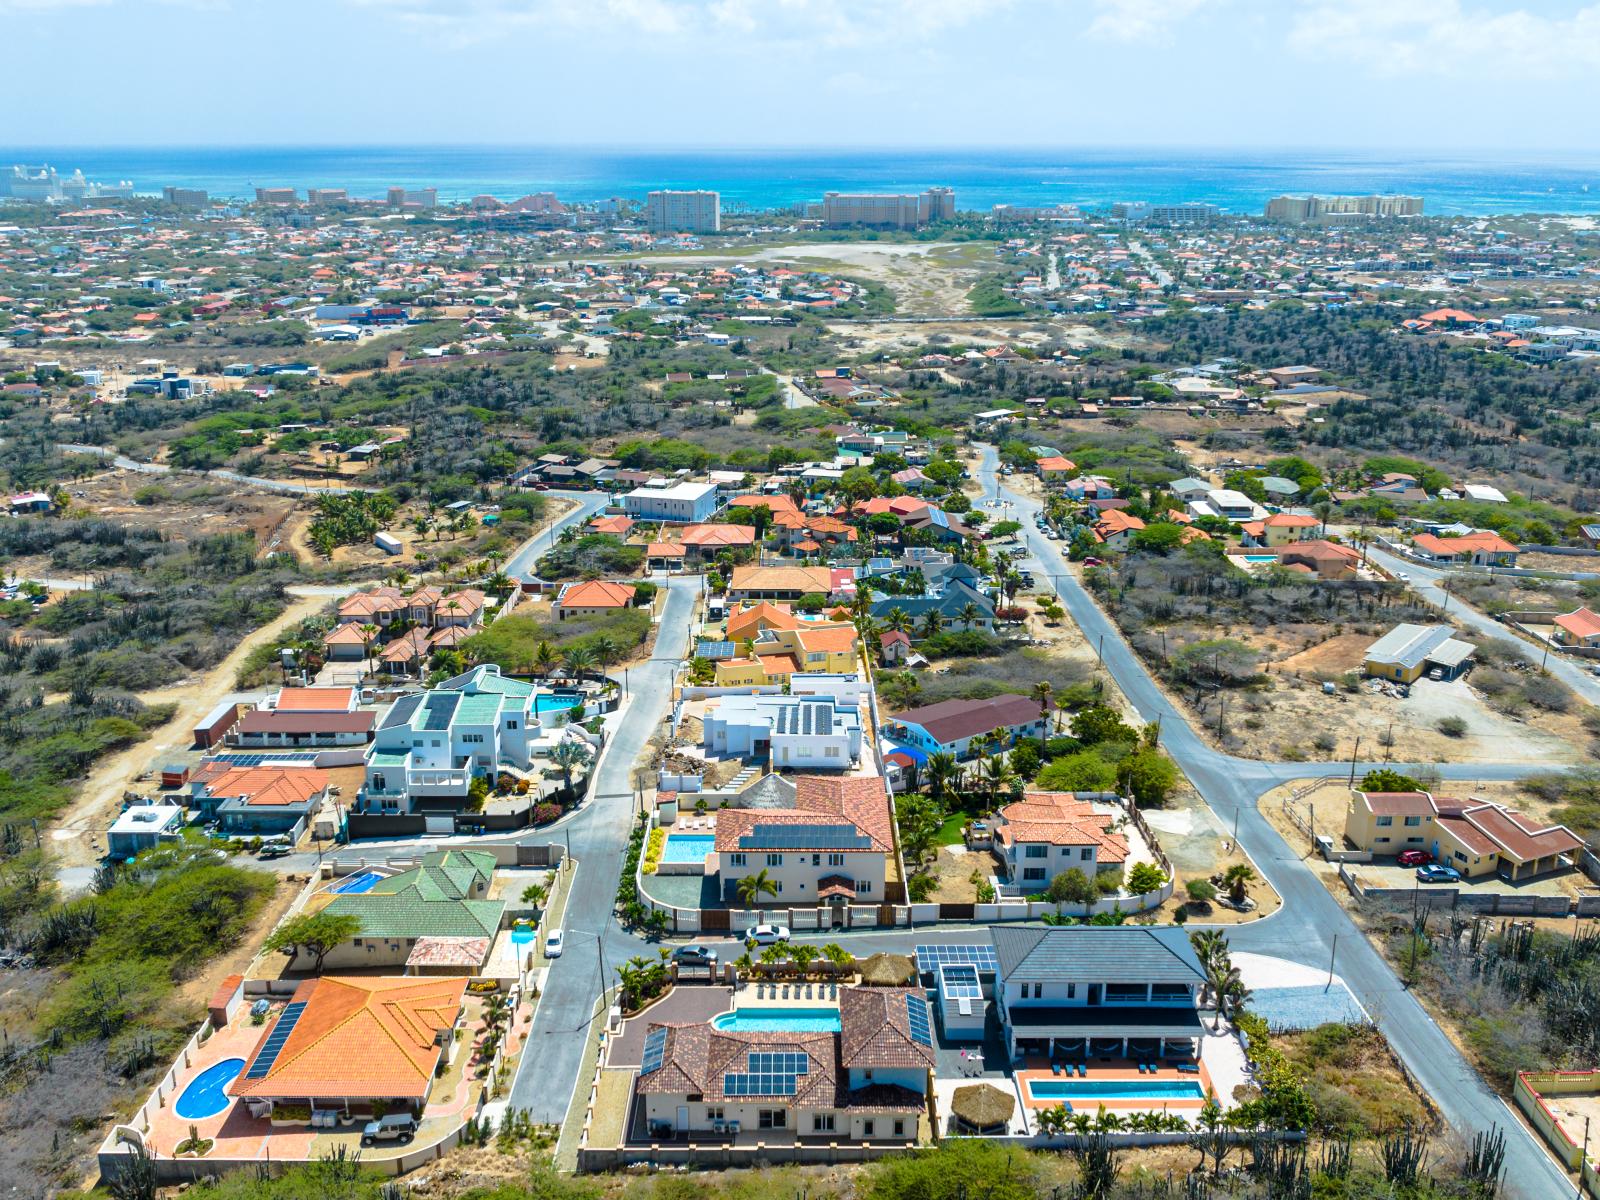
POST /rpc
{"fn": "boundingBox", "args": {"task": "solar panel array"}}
[203,752,319,768]
[723,1049,809,1097]
[739,823,873,851]
[245,1001,307,1080]
[641,1027,668,1075]
[774,702,823,736]
[905,995,933,1046]
[915,944,999,974]
[940,964,982,999]
[421,692,460,730]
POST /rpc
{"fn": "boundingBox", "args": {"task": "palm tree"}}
[1314,500,1334,537]
[819,942,854,977]
[1055,695,1073,734]
[1222,863,1256,906]
[590,635,619,680]
[550,739,591,789]
[958,601,982,630]
[359,623,379,675]
[920,609,945,640]
[563,645,596,682]
[1032,680,1054,729]
[736,868,779,907]
[534,640,557,678]
[924,751,959,804]
[885,606,912,634]
[980,752,1017,797]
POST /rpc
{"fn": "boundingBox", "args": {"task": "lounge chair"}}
[1052,1062,1063,1076]
[1078,1063,1088,1077]
[1176,1062,1200,1075]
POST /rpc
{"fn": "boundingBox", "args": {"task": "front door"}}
[1087,984,1103,1006]
[676,1106,689,1132]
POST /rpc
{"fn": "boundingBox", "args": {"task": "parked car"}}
[1083,557,1102,567]
[1416,864,1461,884]
[672,945,718,966]
[1397,849,1433,866]
[257,843,290,860]
[362,1113,417,1145]
[745,924,791,946]
[544,928,564,957]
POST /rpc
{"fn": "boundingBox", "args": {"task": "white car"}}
[544,928,564,957]
[745,924,791,946]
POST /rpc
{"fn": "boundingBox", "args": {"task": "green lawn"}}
[934,812,969,846]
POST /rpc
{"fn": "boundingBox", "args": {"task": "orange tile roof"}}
[275,687,354,711]
[1556,606,1600,639]
[647,541,686,557]
[205,766,327,807]
[680,523,756,548]
[229,976,467,1101]
[728,494,800,513]
[557,580,636,609]
[727,602,802,642]
[792,624,858,654]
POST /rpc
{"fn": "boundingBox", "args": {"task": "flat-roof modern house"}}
[107,803,186,859]
[1344,789,1582,881]
[702,693,862,769]
[713,776,894,905]
[990,926,1207,1062]
[885,694,1047,760]
[624,481,720,524]
[632,985,932,1143]
[227,976,468,1119]
[1363,623,1476,683]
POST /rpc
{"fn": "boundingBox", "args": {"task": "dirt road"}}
[47,591,337,868]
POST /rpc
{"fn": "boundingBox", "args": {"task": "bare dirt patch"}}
[66,472,297,557]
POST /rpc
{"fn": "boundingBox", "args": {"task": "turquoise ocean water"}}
[8,147,1600,215]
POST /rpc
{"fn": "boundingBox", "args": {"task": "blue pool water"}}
[714,1007,842,1033]
[660,834,716,863]
[1027,1078,1204,1101]
[511,925,536,945]
[534,692,583,714]
[330,871,383,894]
[1243,554,1278,563]
[175,1057,246,1120]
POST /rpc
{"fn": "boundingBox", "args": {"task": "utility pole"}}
[1327,933,1338,988]
[1347,736,1363,788]
[1577,1116,1590,1200]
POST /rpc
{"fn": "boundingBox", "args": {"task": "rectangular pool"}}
[1027,1078,1204,1102]
[1243,554,1278,563]
[660,834,716,863]
[715,1007,842,1033]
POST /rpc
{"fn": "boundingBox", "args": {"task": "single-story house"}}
[886,694,1047,760]
[1553,606,1600,648]
[1363,623,1476,683]
[553,579,638,619]
[1411,531,1519,567]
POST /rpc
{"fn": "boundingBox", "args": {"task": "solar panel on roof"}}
[940,964,982,999]
[202,752,319,768]
[245,1001,307,1079]
[641,1027,668,1075]
[739,823,872,851]
[905,995,932,1046]
[915,944,998,974]
[724,1073,799,1096]
[748,1051,809,1074]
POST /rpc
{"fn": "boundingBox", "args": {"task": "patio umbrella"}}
[951,1083,1014,1131]
[858,952,916,986]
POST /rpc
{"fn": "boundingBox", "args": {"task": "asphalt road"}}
[975,446,1568,1200]
[507,573,700,1122]
[1365,543,1600,707]
[505,489,610,580]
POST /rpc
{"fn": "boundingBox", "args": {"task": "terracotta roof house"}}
[727,564,836,602]
[228,707,375,749]
[228,976,468,1112]
[1035,455,1076,478]
[679,523,757,559]
[726,601,805,643]
[646,541,687,571]
[633,986,930,1143]
[1092,508,1145,550]
[992,791,1129,892]
[380,627,433,675]
[552,579,638,619]
[886,694,1047,759]
[274,686,357,712]
[1276,539,1361,579]
[713,776,893,905]
[1411,531,1519,567]
[1244,512,1320,548]
[323,621,375,662]
[1345,789,1582,881]
[1553,606,1600,648]
[193,765,329,835]
[588,514,635,537]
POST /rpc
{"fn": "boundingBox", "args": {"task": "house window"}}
[506,720,518,730]
[1403,816,1421,827]
[767,853,784,866]
[1023,868,1046,881]
[828,853,845,867]
[862,1119,875,1137]
[706,1106,724,1122]
[859,881,870,894]
[1066,983,1076,999]
[731,853,747,867]
[1024,845,1048,859]
[462,733,484,744]
[759,1109,786,1129]
[1080,848,1093,860]
[825,747,840,758]
[1455,851,1468,863]
[893,1119,906,1137]
[1376,836,1391,844]
[813,1114,835,1133]
[1376,816,1393,827]
[1152,983,1191,1000]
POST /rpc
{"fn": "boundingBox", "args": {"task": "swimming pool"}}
[660,834,716,863]
[175,1057,246,1120]
[534,692,584,714]
[1026,1078,1204,1102]
[329,870,383,894]
[714,1007,842,1033]
[511,924,536,945]
[1242,554,1278,563]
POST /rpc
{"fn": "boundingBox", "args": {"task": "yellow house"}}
[712,622,859,687]
[1362,623,1475,684]
[1344,789,1582,881]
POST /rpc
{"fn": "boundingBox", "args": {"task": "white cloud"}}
[1086,0,1212,43]
[1290,0,1600,77]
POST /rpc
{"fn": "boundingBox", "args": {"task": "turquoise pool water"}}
[534,692,583,714]
[329,870,383,894]
[175,1057,246,1119]
[661,834,716,863]
[1243,554,1277,563]
[511,925,536,945]
[714,1007,842,1033]
[1027,1079,1204,1101]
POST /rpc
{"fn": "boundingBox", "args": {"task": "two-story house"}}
[713,776,892,905]
[714,622,859,686]
[991,792,1128,894]
[990,926,1207,1062]
[1344,788,1581,881]
[701,693,862,770]
[885,694,1046,761]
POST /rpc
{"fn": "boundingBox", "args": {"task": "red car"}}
[1397,849,1433,866]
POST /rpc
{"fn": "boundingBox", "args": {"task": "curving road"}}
[973,445,1567,1200]
[507,574,701,1122]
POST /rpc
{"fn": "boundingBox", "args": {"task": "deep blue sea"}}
[9,146,1600,216]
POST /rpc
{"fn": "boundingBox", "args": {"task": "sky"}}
[8,0,1600,149]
